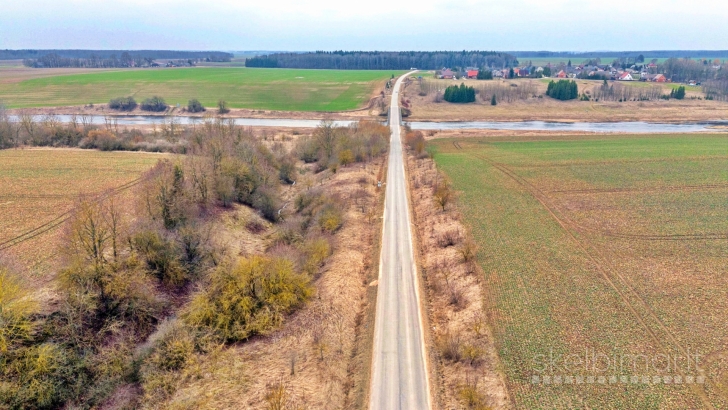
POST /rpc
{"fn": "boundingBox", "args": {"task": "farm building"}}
[439,69,454,79]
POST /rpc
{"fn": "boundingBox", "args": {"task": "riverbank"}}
[6,112,727,134]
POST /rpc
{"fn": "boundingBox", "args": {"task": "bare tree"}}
[314,120,338,159]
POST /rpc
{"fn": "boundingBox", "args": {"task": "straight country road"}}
[369,71,431,410]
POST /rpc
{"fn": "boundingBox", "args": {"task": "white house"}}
[619,72,634,81]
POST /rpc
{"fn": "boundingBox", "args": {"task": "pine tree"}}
[491,94,497,106]
[546,80,579,101]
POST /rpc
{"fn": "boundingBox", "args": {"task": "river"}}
[9,115,727,133]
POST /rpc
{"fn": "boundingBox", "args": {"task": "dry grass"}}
[403,77,728,123]
[0,148,166,301]
[0,66,120,84]
[152,157,386,409]
[407,151,510,409]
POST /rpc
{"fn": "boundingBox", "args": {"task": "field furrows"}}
[551,183,728,194]
[0,176,144,252]
[455,143,728,406]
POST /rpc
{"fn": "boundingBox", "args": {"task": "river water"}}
[9,115,727,133]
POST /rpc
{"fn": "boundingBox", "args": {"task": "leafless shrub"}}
[462,344,484,366]
[458,239,477,263]
[265,381,302,410]
[353,188,370,205]
[437,229,462,248]
[457,374,490,409]
[433,178,453,211]
[592,82,663,101]
[246,219,267,234]
[437,333,462,362]
[448,284,467,310]
[475,81,537,103]
[311,324,327,361]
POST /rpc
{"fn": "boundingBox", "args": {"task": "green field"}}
[0,67,402,111]
[432,135,728,409]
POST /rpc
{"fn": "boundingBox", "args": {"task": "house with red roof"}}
[467,69,478,79]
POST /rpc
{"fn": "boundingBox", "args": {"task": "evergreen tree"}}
[674,86,686,100]
[443,83,476,103]
[491,94,497,106]
[509,68,515,79]
[477,68,493,80]
[546,80,579,101]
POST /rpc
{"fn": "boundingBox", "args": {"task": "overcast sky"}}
[2,0,728,51]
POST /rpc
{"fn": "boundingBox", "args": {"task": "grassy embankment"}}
[430,134,728,408]
[0,67,402,111]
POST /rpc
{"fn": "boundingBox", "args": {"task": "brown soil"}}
[406,152,511,409]
[0,66,122,84]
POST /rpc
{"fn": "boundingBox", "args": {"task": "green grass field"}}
[431,135,728,409]
[0,67,402,111]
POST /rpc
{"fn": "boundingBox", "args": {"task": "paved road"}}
[370,72,431,410]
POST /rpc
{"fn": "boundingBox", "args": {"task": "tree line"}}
[661,58,726,82]
[3,49,232,61]
[703,80,728,101]
[246,51,519,70]
[22,51,232,68]
[507,50,728,59]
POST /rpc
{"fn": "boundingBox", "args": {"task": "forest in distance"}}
[245,51,520,70]
[0,49,233,61]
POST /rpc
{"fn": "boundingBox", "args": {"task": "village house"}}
[466,69,478,79]
[439,68,454,79]
[653,74,667,82]
[619,72,633,81]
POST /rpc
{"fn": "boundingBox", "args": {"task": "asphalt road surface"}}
[369,72,431,410]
